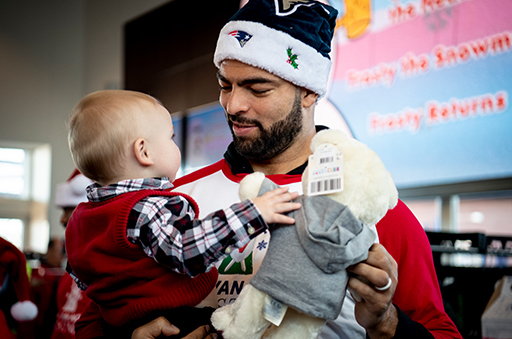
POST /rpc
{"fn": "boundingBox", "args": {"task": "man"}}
[28,236,65,339]
[81,1,462,338]
[51,170,93,339]
[173,1,460,338]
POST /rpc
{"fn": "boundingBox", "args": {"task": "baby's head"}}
[68,90,180,186]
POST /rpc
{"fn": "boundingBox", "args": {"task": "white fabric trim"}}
[214,20,331,98]
[55,174,92,207]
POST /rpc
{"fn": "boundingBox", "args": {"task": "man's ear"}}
[302,89,319,108]
[134,138,153,166]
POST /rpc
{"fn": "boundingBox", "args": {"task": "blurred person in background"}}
[28,236,65,339]
[0,236,38,339]
[50,169,92,339]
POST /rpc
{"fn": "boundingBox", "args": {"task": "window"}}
[0,142,51,252]
[0,218,24,249]
[402,197,441,232]
[458,191,512,236]
[403,191,512,236]
[0,147,28,198]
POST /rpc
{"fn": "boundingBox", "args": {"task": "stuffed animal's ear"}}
[387,174,399,210]
[307,128,399,226]
[239,172,266,201]
[309,129,349,153]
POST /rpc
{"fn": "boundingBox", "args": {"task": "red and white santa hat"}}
[54,169,92,208]
[0,237,38,322]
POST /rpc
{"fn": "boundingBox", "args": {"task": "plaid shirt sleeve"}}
[128,195,267,277]
[66,261,88,291]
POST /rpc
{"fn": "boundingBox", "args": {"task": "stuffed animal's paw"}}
[211,284,271,339]
[239,172,266,201]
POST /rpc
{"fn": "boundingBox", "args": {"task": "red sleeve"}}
[377,200,462,339]
[75,300,105,339]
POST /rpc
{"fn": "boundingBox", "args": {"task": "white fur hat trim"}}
[214,20,331,98]
[55,173,92,207]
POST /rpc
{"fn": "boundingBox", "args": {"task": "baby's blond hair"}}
[68,90,161,184]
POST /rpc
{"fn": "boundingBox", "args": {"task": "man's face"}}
[217,60,304,161]
[60,207,76,228]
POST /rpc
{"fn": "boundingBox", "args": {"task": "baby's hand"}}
[251,187,301,225]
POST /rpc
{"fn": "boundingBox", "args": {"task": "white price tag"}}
[307,143,344,196]
[262,295,288,326]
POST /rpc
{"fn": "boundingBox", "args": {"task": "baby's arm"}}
[132,191,298,277]
[251,186,300,225]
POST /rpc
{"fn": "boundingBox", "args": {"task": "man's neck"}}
[249,139,312,175]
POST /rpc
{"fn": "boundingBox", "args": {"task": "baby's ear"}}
[133,138,153,166]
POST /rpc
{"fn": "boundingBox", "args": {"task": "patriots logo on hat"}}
[275,0,314,16]
[229,30,253,48]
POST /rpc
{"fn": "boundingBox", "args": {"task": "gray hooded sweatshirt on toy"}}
[250,178,376,320]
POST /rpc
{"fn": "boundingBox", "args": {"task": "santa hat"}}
[214,0,338,98]
[54,169,92,208]
[0,237,38,322]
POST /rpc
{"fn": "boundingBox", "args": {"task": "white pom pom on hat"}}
[11,300,38,321]
[0,237,39,323]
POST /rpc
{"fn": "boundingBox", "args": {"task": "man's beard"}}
[227,91,303,161]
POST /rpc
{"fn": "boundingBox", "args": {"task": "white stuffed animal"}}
[211,129,398,339]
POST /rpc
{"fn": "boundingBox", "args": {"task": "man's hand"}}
[131,317,218,339]
[347,243,399,339]
[183,325,218,339]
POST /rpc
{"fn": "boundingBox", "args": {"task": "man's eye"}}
[220,85,232,92]
[251,88,270,95]
[171,134,176,140]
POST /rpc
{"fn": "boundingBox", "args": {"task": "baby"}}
[64,90,300,337]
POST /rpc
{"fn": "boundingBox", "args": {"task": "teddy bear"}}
[211,129,398,339]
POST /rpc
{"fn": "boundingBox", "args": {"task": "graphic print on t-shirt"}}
[217,241,255,275]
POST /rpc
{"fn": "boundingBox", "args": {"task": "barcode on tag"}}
[319,156,334,164]
[307,144,344,196]
[310,178,342,194]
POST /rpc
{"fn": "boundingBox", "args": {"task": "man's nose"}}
[225,87,250,115]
